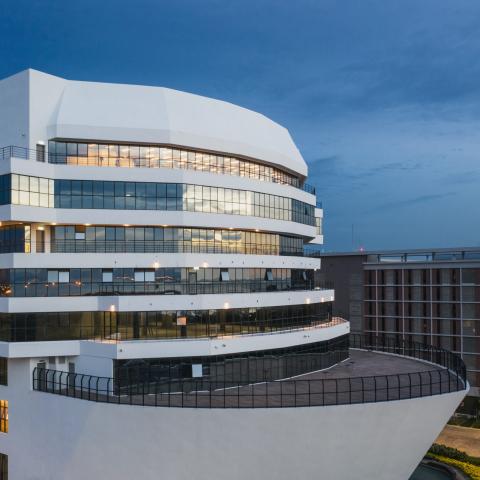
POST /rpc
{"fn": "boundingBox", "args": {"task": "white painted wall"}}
[27,70,67,150]
[73,354,113,378]
[0,69,307,178]
[111,319,349,360]
[0,252,321,270]
[0,357,466,480]
[0,319,346,361]
[1,205,317,239]
[310,206,324,244]
[0,289,334,314]
[0,71,29,149]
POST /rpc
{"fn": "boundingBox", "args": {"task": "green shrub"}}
[427,453,480,480]
[449,417,480,429]
[429,444,480,466]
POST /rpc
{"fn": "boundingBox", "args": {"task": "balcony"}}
[32,334,467,408]
[49,240,306,256]
[3,279,333,298]
[0,145,317,195]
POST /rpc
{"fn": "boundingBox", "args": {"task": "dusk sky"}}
[1,0,479,251]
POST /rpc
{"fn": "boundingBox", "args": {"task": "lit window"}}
[75,226,86,240]
[0,401,8,433]
[220,270,230,281]
[47,270,58,283]
[102,270,113,282]
[134,271,145,282]
[144,270,155,282]
[176,316,187,326]
[265,270,274,281]
[58,271,70,283]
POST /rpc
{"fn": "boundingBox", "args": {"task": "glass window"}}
[145,270,155,282]
[58,271,70,283]
[2,172,315,226]
[0,400,8,433]
[102,270,113,283]
[462,269,478,285]
[134,271,145,282]
[0,452,7,479]
[220,270,230,282]
[46,141,306,190]
[0,359,7,386]
[47,270,58,283]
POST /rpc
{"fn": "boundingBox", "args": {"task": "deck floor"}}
[102,350,461,408]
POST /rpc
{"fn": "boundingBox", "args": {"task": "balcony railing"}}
[4,280,333,298]
[87,315,347,344]
[32,334,467,408]
[0,145,317,195]
[2,315,344,344]
[49,240,305,256]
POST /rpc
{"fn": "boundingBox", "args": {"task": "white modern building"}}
[0,69,468,480]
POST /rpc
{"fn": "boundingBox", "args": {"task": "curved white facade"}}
[0,69,307,177]
[0,70,330,387]
[0,69,466,480]
[0,357,467,480]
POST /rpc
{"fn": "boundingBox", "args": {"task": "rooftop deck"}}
[33,335,467,408]
[306,349,443,379]
[117,350,460,408]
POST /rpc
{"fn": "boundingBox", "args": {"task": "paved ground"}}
[435,424,480,457]
[300,350,444,379]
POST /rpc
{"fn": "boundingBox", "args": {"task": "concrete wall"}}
[0,252,320,270]
[0,71,29,149]
[317,254,367,331]
[0,321,347,363]
[0,357,465,480]
[0,69,307,177]
[0,288,333,314]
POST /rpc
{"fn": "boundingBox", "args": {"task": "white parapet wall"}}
[0,289,334,313]
[0,320,348,366]
[0,357,466,480]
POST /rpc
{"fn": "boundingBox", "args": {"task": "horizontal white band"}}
[0,289,335,313]
[0,252,321,270]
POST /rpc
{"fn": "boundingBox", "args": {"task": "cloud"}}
[369,192,456,213]
[441,171,480,186]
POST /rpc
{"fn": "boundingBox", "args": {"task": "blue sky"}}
[1,0,479,251]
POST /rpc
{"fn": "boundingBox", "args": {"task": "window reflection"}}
[0,267,314,297]
[0,302,332,342]
[49,225,303,256]
[48,141,309,192]
[4,174,315,226]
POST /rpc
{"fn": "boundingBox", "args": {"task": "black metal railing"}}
[0,145,317,195]
[90,315,345,343]
[1,315,344,343]
[4,279,332,298]
[50,240,305,256]
[32,334,467,408]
